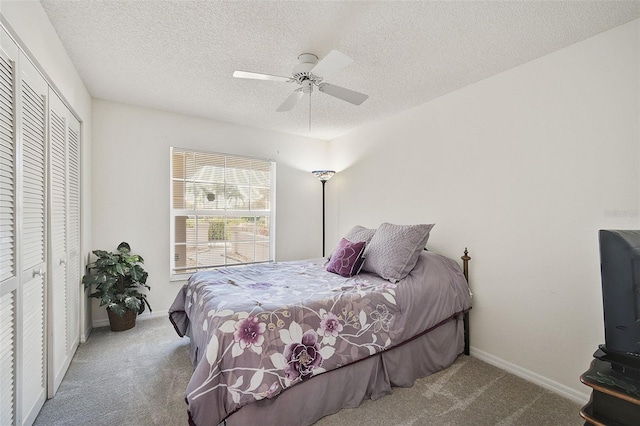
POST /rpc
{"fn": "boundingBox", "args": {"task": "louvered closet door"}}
[48,91,80,397]
[0,27,19,426]
[48,92,68,396]
[18,52,48,426]
[65,106,80,363]
[0,23,81,425]
[0,29,48,426]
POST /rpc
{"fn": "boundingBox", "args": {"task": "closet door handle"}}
[60,258,67,265]
[33,267,44,277]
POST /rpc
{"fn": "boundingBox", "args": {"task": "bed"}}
[169,223,472,425]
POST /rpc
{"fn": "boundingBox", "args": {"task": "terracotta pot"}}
[107,308,137,332]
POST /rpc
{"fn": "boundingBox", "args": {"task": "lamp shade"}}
[312,170,336,182]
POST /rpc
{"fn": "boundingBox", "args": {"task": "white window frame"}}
[170,147,276,281]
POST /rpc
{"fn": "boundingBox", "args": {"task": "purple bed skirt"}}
[221,316,464,425]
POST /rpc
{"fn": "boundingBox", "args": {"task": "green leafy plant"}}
[208,219,226,240]
[82,242,152,317]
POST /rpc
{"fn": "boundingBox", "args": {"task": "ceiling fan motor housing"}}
[293,53,319,82]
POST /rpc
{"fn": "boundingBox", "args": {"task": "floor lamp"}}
[312,170,335,257]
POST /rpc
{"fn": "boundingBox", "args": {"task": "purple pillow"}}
[326,238,366,277]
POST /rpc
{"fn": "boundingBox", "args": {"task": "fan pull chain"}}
[309,92,312,132]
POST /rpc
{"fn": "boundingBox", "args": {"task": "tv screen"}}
[599,230,640,359]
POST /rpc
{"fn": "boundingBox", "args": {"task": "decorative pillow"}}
[326,238,367,277]
[363,223,435,283]
[328,225,376,260]
[344,225,376,245]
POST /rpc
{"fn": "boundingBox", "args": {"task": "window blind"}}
[170,148,275,278]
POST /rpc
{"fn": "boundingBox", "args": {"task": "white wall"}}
[0,1,93,340]
[91,100,330,326]
[328,19,640,401]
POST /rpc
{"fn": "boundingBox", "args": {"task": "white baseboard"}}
[92,309,168,329]
[470,347,590,404]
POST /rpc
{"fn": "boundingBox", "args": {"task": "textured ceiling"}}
[40,1,640,140]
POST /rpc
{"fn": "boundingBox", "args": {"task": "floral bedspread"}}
[169,252,471,426]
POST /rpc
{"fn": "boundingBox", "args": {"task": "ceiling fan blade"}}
[233,70,292,82]
[318,83,368,106]
[277,89,304,112]
[311,50,354,79]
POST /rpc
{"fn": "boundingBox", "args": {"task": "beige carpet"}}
[317,354,583,426]
[34,317,583,425]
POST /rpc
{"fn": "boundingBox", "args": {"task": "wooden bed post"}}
[461,248,471,356]
[461,247,470,282]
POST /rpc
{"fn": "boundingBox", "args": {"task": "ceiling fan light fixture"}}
[301,80,313,94]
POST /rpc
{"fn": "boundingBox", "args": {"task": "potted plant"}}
[82,242,152,331]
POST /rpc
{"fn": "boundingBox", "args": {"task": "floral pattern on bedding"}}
[184,264,397,397]
[169,253,471,426]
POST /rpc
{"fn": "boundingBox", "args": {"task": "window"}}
[170,148,275,279]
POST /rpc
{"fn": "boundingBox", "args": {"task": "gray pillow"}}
[328,225,376,259]
[363,223,434,282]
[344,225,376,245]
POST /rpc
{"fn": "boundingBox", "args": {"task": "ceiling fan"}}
[233,50,369,124]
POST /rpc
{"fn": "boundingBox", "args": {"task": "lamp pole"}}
[312,170,335,257]
[321,179,326,256]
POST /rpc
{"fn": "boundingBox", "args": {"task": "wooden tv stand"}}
[580,357,640,425]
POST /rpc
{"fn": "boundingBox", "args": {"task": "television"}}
[597,230,640,375]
